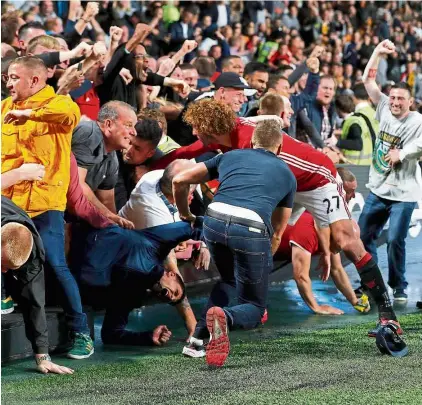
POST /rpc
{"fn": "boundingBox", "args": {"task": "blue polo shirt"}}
[72,220,203,287]
[204,148,296,234]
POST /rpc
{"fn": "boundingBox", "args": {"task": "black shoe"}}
[354,286,364,299]
[393,289,408,302]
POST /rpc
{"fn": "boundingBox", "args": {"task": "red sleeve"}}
[150,140,214,170]
[66,153,114,229]
[288,212,319,255]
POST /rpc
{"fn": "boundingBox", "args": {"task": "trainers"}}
[1,296,14,315]
[393,289,408,302]
[182,337,206,358]
[67,333,94,359]
[368,319,403,338]
[353,294,371,313]
[206,307,230,368]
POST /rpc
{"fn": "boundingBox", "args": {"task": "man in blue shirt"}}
[71,220,203,347]
[173,120,296,367]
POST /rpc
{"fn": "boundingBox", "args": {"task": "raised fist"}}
[92,42,107,58]
[72,42,93,58]
[309,45,325,59]
[84,2,99,19]
[109,26,123,43]
[134,23,152,38]
[376,39,395,55]
[306,56,320,73]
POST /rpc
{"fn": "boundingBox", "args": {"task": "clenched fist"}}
[375,39,395,55]
[110,26,123,43]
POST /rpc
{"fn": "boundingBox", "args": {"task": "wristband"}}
[35,354,51,365]
[200,242,207,249]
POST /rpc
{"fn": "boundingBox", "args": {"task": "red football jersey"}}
[151,118,338,192]
[276,212,319,258]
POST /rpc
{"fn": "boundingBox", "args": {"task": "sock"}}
[356,254,397,321]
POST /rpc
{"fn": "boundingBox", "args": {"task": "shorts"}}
[288,176,351,228]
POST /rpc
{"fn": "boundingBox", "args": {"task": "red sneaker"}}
[368,319,403,338]
[206,307,230,368]
[261,309,268,325]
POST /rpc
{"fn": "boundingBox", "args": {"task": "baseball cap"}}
[213,72,257,97]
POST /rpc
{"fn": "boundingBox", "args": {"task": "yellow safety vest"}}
[340,108,377,165]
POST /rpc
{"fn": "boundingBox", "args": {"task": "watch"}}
[200,241,208,249]
[35,354,51,365]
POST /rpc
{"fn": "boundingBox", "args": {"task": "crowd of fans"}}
[1,1,421,373]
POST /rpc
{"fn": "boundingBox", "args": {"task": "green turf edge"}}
[2,313,422,405]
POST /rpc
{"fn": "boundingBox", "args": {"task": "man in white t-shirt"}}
[361,39,422,303]
[119,160,211,343]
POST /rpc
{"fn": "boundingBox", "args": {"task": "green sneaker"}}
[67,333,94,359]
[1,296,14,314]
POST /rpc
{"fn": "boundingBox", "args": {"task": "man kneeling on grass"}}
[71,220,203,347]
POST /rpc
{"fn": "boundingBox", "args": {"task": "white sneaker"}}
[182,337,206,358]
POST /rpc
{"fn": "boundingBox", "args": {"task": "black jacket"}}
[1,197,48,354]
[97,44,166,110]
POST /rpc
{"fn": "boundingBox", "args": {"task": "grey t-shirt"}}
[71,121,119,191]
[368,94,422,202]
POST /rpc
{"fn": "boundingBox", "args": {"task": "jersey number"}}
[323,196,340,214]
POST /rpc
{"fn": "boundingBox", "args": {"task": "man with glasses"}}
[71,100,137,229]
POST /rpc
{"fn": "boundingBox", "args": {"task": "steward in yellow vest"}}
[334,88,379,166]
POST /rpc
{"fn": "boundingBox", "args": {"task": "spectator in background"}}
[138,108,180,155]
[1,11,25,48]
[180,63,199,90]
[328,94,373,165]
[193,56,216,90]
[33,0,56,24]
[221,55,244,76]
[303,75,337,143]
[169,5,197,55]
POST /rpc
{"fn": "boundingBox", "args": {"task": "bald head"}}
[160,159,196,196]
[1,222,34,271]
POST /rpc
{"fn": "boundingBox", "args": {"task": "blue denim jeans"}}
[195,215,272,337]
[358,192,416,290]
[32,211,89,334]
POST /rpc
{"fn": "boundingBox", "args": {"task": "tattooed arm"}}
[363,39,396,106]
[163,250,197,340]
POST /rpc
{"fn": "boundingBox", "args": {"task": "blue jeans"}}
[358,192,416,290]
[32,211,89,334]
[195,215,272,336]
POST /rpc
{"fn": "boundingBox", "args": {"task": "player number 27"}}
[323,196,340,214]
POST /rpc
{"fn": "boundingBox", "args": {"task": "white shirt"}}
[217,4,228,27]
[119,170,180,229]
[181,22,189,39]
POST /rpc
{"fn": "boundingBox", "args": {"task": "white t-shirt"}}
[217,4,228,27]
[368,94,422,202]
[119,170,180,229]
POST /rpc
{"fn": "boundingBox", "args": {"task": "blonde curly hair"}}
[183,99,237,136]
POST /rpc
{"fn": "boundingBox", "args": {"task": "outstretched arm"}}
[173,163,211,221]
[363,39,395,106]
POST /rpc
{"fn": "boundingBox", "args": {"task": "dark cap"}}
[214,72,257,96]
